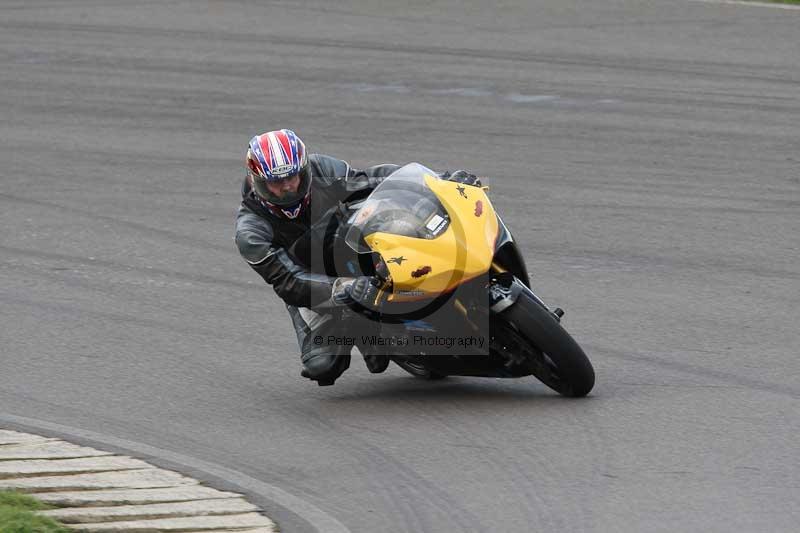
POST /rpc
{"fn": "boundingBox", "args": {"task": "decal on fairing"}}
[397,290,425,297]
[489,283,513,307]
[425,213,448,236]
[411,265,432,278]
[474,200,483,217]
[388,256,406,265]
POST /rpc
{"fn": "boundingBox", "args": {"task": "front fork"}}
[488,271,563,322]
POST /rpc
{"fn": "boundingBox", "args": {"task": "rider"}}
[234,129,480,386]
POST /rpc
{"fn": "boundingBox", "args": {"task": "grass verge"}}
[0,490,71,533]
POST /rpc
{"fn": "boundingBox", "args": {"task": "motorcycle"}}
[297,163,594,397]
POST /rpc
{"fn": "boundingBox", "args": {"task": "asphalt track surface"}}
[1,1,799,532]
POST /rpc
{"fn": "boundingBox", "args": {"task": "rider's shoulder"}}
[309,153,351,185]
[236,203,273,229]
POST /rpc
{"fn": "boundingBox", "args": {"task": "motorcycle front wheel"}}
[492,288,595,397]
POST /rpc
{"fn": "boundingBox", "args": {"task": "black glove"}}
[331,276,382,308]
[445,170,482,187]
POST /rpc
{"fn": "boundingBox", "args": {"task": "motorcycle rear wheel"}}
[494,289,595,397]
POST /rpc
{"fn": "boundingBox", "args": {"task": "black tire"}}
[495,289,594,397]
[392,358,447,380]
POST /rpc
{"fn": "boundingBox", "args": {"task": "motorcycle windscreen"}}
[344,164,449,254]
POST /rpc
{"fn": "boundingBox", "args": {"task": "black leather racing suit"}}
[235,154,400,382]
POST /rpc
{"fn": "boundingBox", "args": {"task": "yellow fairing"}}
[364,174,499,301]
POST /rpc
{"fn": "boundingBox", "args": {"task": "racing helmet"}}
[246,129,311,219]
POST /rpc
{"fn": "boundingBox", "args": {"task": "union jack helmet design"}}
[246,129,311,218]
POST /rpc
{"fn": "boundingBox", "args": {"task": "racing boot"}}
[300,351,351,386]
